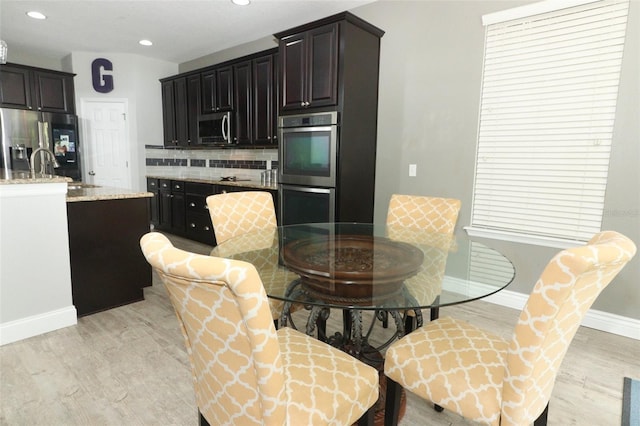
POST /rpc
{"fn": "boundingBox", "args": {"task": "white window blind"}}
[470,0,629,244]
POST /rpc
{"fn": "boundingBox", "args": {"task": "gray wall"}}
[351,0,640,320]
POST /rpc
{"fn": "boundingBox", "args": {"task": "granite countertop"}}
[146,174,278,191]
[66,184,153,203]
[0,169,72,184]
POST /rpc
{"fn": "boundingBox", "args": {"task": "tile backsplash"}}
[145,147,278,181]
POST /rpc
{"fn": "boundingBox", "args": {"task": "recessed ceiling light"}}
[231,0,250,5]
[139,40,153,46]
[26,11,47,20]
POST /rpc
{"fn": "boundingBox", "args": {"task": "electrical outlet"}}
[409,164,417,177]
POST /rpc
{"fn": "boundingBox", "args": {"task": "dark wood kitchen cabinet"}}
[0,63,76,113]
[161,74,200,147]
[233,50,279,147]
[67,197,151,316]
[275,12,384,223]
[233,60,252,145]
[156,179,186,233]
[147,178,160,227]
[185,182,217,246]
[202,65,233,113]
[277,23,338,111]
[253,52,278,146]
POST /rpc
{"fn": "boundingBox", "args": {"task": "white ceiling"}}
[0,0,377,65]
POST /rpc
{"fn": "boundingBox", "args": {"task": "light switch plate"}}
[409,164,417,177]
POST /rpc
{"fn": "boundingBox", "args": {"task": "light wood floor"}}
[1,233,638,425]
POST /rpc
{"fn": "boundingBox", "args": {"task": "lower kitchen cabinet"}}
[147,178,278,245]
[67,197,151,316]
[185,181,217,246]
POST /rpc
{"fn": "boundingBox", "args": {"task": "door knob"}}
[88,171,96,176]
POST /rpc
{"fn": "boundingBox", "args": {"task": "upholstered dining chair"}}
[140,232,379,426]
[206,191,289,327]
[385,194,461,328]
[383,230,636,426]
[206,191,277,245]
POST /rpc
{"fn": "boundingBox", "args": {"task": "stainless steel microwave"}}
[198,111,232,145]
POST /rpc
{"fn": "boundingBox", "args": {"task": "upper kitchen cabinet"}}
[253,52,278,146]
[161,74,200,147]
[275,12,384,114]
[202,65,233,113]
[278,23,338,111]
[232,49,279,147]
[233,60,252,145]
[0,63,76,114]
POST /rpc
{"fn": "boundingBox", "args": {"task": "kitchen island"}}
[1,172,154,345]
[0,170,75,345]
[66,184,153,316]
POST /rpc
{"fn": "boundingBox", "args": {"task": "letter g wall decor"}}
[92,58,114,93]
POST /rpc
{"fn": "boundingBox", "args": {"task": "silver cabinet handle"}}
[189,202,196,207]
[190,223,196,228]
[204,226,210,231]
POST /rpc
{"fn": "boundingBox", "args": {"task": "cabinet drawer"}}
[185,181,216,196]
[147,178,159,190]
[186,194,210,214]
[171,181,185,192]
[159,179,171,191]
[186,213,216,246]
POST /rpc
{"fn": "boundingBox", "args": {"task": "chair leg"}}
[384,376,402,426]
[534,402,549,426]
[198,410,210,426]
[357,404,375,426]
[273,318,278,329]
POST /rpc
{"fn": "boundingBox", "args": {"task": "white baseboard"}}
[452,279,640,341]
[0,306,78,346]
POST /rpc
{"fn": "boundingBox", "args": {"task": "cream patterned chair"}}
[206,191,277,245]
[385,194,461,328]
[383,230,637,426]
[206,191,289,327]
[140,232,379,426]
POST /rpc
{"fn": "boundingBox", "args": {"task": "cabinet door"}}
[161,80,177,146]
[280,33,306,111]
[253,54,275,145]
[33,71,75,113]
[146,179,160,226]
[307,23,339,108]
[171,181,186,232]
[217,66,234,111]
[171,192,186,231]
[187,74,201,145]
[0,65,33,109]
[201,70,216,113]
[233,61,252,145]
[173,77,189,147]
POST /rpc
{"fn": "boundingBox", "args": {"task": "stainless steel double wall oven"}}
[278,111,338,225]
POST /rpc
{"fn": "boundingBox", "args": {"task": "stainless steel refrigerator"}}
[0,108,81,180]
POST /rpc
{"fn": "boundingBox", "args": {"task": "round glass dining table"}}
[210,222,515,360]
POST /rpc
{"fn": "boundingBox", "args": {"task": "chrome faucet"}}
[30,147,60,176]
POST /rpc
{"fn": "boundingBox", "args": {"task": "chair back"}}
[207,191,277,244]
[501,231,637,424]
[386,195,461,306]
[386,194,461,235]
[140,232,286,425]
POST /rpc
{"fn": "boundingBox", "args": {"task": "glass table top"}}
[210,222,515,311]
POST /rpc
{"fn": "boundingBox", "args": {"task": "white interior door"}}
[80,99,131,189]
